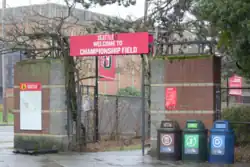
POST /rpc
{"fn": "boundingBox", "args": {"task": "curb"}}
[0,123,14,126]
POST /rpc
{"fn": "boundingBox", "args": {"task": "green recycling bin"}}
[182,120,208,162]
[157,120,182,161]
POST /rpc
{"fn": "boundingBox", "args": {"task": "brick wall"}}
[164,56,221,129]
[13,60,51,134]
[150,56,221,156]
[13,60,70,151]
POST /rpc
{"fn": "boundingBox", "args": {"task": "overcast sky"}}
[1,0,145,19]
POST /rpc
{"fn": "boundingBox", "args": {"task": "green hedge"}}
[116,87,141,97]
[222,106,250,145]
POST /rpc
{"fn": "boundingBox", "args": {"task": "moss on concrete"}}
[16,59,51,65]
[14,135,69,152]
[16,59,63,76]
[17,58,63,64]
[153,54,212,60]
[15,59,65,84]
[15,60,51,82]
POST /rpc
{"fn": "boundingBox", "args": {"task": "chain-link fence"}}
[82,94,149,142]
[220,87,250,161]
[74,53,149,152]
[221,87,250,109]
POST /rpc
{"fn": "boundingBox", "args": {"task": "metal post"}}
[144,0,148,22]
[76,70,81,150]
[154,27,159,57]
[115,96,118,139]
[147,54,151,138]
[1,0,7,122]
[94,56,99,142]
[141,54,146,156]
[141,0,148,156]
[64,42,72,143]
[226,77,229,107]
[215,85,221,120]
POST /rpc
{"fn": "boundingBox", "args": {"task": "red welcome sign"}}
[99,55,116,81]
[165,87,177,110]
[69,32,149,56]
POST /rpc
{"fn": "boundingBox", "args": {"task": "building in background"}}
[0,3,142,110]
[0,51,26,111]
[81,55,141,95]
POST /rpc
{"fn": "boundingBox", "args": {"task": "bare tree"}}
[71,0,202,112]
[0,1,98,125]
[74,0,136,8]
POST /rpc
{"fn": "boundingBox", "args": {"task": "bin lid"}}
[160,120,180,130]
[184,120,205,130]
[212,120,231,130]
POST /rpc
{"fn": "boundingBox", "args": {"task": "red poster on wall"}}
[165,87,177,110]
[99,55,116,81]
[229,75,242,96]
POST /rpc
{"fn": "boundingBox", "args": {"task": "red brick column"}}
[13,60,51,150]
[164,56,221,129]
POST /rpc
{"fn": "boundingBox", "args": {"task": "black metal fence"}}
[214,86,250,120]
[221,87,250,108]
[216,86,250,148]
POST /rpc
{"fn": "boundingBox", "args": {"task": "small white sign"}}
[161,134,172,146]
[20,82,42,130]
[82,96,91,112]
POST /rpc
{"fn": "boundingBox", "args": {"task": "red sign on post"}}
[165,87,177,110]
[229,75,242,96]
[99,55,116,81]
[69,32,149,56]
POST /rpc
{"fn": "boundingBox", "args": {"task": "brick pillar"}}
[164,56,221,128]
[13,59,70,152]
[149,56,221,156]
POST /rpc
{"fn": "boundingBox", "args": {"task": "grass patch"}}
[104,144,142,152]
[0,112,14,125]
[235,145,250,162]
[86,138,147,152]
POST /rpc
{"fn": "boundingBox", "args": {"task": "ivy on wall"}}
[152,54,212,61]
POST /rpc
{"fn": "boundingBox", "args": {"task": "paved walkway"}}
[0,150,247,167]
[0,126,249,167]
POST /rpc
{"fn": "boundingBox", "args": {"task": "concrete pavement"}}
[0,126,249,167]
[0,126,13,143]
[0,150,247,167]
[0,126,13,153]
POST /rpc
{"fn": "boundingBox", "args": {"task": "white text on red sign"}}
[80,34,138,55]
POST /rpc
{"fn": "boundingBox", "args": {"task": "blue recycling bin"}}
[208,120,235,164]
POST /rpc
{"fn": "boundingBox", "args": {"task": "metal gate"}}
[214,85,222,121]
[76,84,96,151]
